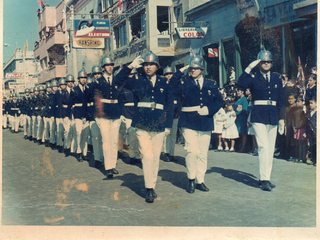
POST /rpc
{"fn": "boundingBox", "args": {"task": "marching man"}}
[238,49,285,192]
[172,55,224,193]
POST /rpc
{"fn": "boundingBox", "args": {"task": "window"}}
[157,6,169,34]
[174,4,183,27]
[114,22,127,48]
[130,10,146,42]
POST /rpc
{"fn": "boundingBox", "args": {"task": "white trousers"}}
[23,114,28,135]
[127,127,140,159]
[3,113,8,128]
[252,123,277,181]
[183,128,211,183]
[32,115,37,138]
[10,114,20,132]
[63,117,74,150]
[136,129,165,189]
[74,118,89,155]
[56,118,64,147]
[19,114,25,128]
[49,117,56,144]
[163,118,179,156]
[96,118,121,170]
[36,116,44,140]
[26,115,32,137]
[42,117,50,142]
[89,121,103,161]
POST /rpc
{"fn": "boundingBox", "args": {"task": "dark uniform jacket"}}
[171,71,224,132]
[124,67,174,132]
[59,89,72,118]
[94,67,130,119]
[85,81,97,122]
[238,71,285,125]
[10,100,21,116]
[70,85,88,119]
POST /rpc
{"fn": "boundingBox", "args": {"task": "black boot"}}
[105,169,113,179]
[76,153,83,162]
[145,188,155,203]
[64,148,71,157]
[186,179,195,193]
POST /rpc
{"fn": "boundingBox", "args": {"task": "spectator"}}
[234,87,248,153]
[222,101,239,152]
[289,96,307,162]
[245,88,258,156]
[213,107,226,151]
[305,73,317,109]
[284,94,296,161]
[306,97,317,166]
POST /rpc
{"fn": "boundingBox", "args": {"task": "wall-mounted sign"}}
[73,38,105,49]
[175,27,208,39]
[74,19,111,38]
[5,72,28,79]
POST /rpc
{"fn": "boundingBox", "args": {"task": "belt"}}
[181,106,200,112]
[62,105,69,108]
[124,102,134,107]
[137,102,164,110]
[174,100,178,105]
[49,106,52,109]
[101,99,118,104]
[254,100,276,106]
[34,107,39,110]
[73,103,83,107]
[11,108,19,110]
[87,102,94,107]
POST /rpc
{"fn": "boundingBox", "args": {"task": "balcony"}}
[38,7,56,31]
[38,65,66,83]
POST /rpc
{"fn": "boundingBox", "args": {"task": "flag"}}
[219,40,228,87]
[208,48,218,58]
[38,0,45,8]
[234,35,243,81]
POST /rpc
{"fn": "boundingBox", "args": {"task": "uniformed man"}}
[94,56,131,178]
[31,86,40,141]
[162,66,181,162]
[61,74,75,154]
[171,55,224,194]
[42,82,52,145]
[70,70,89,162]
[56,78,67,152]
[86,66,103,168]
[124,51,174,203]
[305,67,317,109]
[27,88,35,140]
[10,93,21,133]
[21,89,31,139]
[36,85,46,144]
[2,96,8,129]
[237,49,285,192]
[48,80,59,148]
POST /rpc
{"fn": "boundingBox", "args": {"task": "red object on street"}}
[208,48,219,58]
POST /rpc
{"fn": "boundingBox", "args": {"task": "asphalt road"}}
[1,129,316,226]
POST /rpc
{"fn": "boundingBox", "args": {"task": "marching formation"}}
[2,48,316,203]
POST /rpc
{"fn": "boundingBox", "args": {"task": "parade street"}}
[2,129,316,227]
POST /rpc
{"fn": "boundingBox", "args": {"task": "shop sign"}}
[74,19,111,38]
[73,38,105,49]
[175,27,208,39]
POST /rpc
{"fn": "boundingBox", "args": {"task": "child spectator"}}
[213,107,226,151]
[306,97,317,166]
[222,101,239,152]
[289,96,307,162]
[284,94,296,161]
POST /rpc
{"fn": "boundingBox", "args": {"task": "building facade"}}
[3,47,39,95]
[34,1,67,84]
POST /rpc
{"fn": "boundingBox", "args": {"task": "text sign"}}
[175,27,208,39]
[74,19,111,38]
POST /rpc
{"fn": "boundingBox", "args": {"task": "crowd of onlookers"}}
[204,67,317,166]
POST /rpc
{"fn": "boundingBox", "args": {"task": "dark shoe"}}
[259,180,276,189]
[105,169,113,179]
[24,135,28,140]
[82,155,88,161]
[58,146,64,153]
[112,168,119,174]
[186,179,195,193]
[64,148,71,157]
[259,180,272,191]
[94,161,103,169]
[163,153,171,162]
[151,189,157,199]
[76,153,83,162]
[145,189,155,203]
[129,157,141,165]
[45,141,50,147]
[196,183,209,192]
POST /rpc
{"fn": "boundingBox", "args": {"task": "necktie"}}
[107,77,111,84]
[196,79,201,89]
[265,74,269,82]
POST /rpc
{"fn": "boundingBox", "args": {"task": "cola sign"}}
[175,27,208,39]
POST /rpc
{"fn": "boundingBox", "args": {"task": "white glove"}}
[120,115,126,122]
[278,119,285,135]
[197,106,209,116]
[129,55,144,69]
[179,65,190,73]
[245,59,261,74]
[165,128,171,136]
[125,119,132,130]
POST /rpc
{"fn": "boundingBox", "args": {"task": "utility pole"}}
[70,5,78,78]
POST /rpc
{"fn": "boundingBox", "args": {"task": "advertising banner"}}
[175,27,208,39]
[74,19,111,38]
